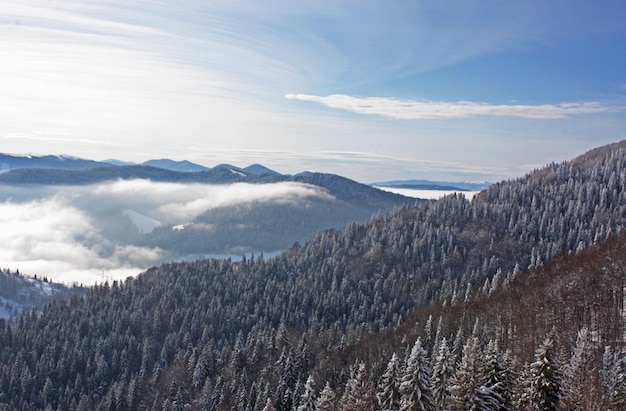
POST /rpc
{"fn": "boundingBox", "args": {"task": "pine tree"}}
[297,375,317,411]
[561,327,597,410]
[449,336,503,411]
[377,352,401,411]
[399,338,435,411]
[430,337,454,410]
[315,382,336,411]
[527,337,561,411]
[600,346,626,410]
[340,363,376,411]
[482,340,513,411]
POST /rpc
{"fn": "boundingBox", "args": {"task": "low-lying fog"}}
[0,180,331,285]
[376,186,480,200]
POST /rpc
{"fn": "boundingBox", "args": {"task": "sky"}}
[1,0,625,183]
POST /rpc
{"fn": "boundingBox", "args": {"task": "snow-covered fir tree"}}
[430,337,454,410]
[399,338,435,411]
[315,382,336,411]
[527,337,561,411]
[377,352,402,411]
[340,363,376,411]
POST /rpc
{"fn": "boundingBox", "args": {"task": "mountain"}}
[0,153,107,173]
[243,164,280,176]
[1,141,626,409]
[372,179,491,191]
[141,173,416,255]
[141,159,210,172]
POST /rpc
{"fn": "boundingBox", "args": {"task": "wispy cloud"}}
[286,94,619,120]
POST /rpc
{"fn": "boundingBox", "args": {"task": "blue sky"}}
[1,0,625,182]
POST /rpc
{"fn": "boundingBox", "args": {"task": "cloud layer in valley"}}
[0,180,331,284]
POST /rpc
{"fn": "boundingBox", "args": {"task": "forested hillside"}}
[0,269,85,321]
[141,173,417,255]
[0,142,625,410]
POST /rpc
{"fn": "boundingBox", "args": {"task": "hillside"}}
[0,141,626,410]
[0,269,85,321]
[142,173,417,255]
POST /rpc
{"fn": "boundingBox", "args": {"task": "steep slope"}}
[0,269,86,320]
[1,142,626,410]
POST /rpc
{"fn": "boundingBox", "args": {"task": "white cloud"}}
[94,180,334,222]
[286,94,619,120]
[0,196,166,285]
[0,180,334,284]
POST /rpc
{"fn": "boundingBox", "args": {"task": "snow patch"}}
[123,209,162,234]
[229,168,246,177]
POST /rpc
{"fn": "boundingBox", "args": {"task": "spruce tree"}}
[430,337,454,410]
[561,327,597,410]
[340,363,376,411]
[297,375,317,411]
[449,336,503,411]
[600,346,626,410]
[482,340,512,411]
[315,382,336,411]
[399,338,435,411]
[527,337,561,411]
[377,352,402,411]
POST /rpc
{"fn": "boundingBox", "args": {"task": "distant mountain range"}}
[0,153,281,176]
[0,153,486,190]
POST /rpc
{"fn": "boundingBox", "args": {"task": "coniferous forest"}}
[1,142,626,410]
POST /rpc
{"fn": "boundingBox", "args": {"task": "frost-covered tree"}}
[430,337,454,410]
[377,352,401,411]
[449,336,502,411]
[315,382,336,411]
[399,338,435,411]
[600,346,626,410]
[527,337,561,411]
[482,340,513,411]
[262,397,277,411]
[297,375,316,411]
[561,327,597,410]
[340,363,376,411]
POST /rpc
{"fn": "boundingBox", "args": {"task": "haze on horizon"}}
[1,1,625,183]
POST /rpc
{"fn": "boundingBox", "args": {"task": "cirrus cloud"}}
[285,93,621,120]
